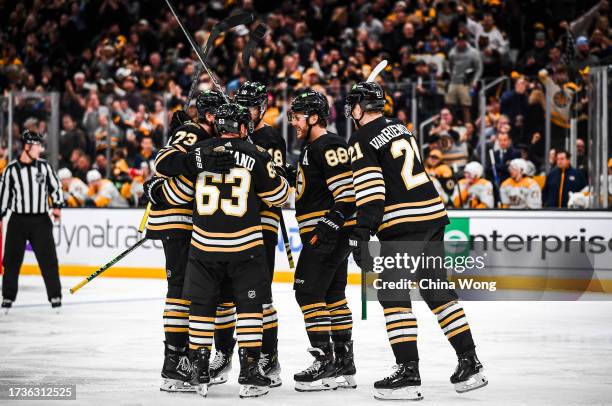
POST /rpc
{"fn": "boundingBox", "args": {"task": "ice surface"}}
[1,276,612,405]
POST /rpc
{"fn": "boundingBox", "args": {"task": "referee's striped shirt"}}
[0,159,64,217]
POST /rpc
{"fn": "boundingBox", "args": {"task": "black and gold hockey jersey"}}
[146,121,212,239]
[295,133,356,239]
[156,137,290,260]
[348,117,449,239]
[250,125,287,237]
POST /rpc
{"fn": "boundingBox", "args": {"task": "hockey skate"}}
[451,349,488,393]
[238,348,271,398]
[209,338,236,385]
[160,343,195,392]
[258,351,282,387]
[374,361,423,401]
[334,340,357,389]
[2,299,12,315]
[190,347,211,397]
[50,297,61,314]
[294,346,338,392]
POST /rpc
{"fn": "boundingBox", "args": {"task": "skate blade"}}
[209,372,229,386]
[295,377,338,392]
[336,374,357,389]
[195,383,209,397]
[374,387,423,401]
[239,384,269,398]
[454,372,488,393]
[160,378,196,393]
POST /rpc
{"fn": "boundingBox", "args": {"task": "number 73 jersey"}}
[158,138,290,261]
[348,117,449,239]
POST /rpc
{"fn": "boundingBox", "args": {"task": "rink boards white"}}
[6,209,612,292]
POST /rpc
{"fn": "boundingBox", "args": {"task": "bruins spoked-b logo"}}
[295,164,306,201]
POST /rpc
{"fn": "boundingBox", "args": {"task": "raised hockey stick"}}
[241,23,267,80]
[69,238,147,294]
[366,59,388,82]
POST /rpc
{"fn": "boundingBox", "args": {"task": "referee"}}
[0,130,64,311]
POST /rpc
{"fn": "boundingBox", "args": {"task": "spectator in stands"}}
[446,32,482,123]
[542,150,587,208]
[500,76,529,130]
[500,159,542,209]
[538,66,578,151]
[576,138,589,179]
[425,148,457,202]
[519,31,550,76]
[82,92,109,138]
[72,149,92,182]
[488,130,521,183]
[94,113,122,153]
[452,161,495,209]
[58,168,88,207]
[60,114,90,167]
[573,36,600,71]
[84,169,129,208]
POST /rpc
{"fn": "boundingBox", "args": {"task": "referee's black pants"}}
[2,214,61,302]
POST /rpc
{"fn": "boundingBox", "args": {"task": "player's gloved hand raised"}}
[349,227,371,268]
[143,177,167,206]
[169,110,191,131]
[310,210,344,254]
[186,145,235,175]
[274,163,297,187]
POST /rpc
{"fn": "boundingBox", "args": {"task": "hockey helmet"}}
[288,89,329,122]
[344,81,386,118]
[508,158,528,175]
[196,90,224,118]
[22,129,43,145]
[214,103,253,135]
[235,81,268,107]
[464,161,484,179]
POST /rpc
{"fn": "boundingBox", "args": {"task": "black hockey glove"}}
[143,177,167,207]
[186,145,235,175]
[310,210,344,254]
[348,227,371,269]
[274,163,297,187]
[170,110,191,132]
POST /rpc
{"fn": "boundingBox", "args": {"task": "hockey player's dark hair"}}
[235,81,268,127]
[344,82,386,127]
[214,103,253,136]
[196,90,224,121]
[289,90,330,129]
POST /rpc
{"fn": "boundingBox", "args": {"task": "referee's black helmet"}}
[22,130,43,145]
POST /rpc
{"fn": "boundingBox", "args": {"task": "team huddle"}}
[142,79,488,400]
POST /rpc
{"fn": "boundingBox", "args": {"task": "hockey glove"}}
[274,163,297,187]
[143,177,167,207]
[348,227,371,269]
[170,110,191,132]
[310,210,344,254]
[186,145,235,175]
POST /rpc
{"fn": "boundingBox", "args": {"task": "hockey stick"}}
[488,149,502,208]
[69,238,147,294]
[452,163,464,208]
[241,23,267,80]
[279,214,295,269]
[164,0,253,103]
[367,59,388,82]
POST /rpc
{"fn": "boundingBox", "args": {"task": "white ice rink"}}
[1,275,612,406]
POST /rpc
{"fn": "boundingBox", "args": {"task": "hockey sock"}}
[214,302,236,350]
[163,297,190,348]
[188,302,216,351]
[296,292,331,348]
[431,300,475,355]
[382,303,419,362]
[326,294,352,345]
[262,303,279,354]
[236,304,264,358]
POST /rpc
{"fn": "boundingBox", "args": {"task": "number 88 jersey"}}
[348,117,449,239]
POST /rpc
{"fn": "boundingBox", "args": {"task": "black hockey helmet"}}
[344,81,386,119]
[288,89,329,123]
[235,81,268,107]
[196,90,224,118]
[21,129,43,145]
[214,103,253,135]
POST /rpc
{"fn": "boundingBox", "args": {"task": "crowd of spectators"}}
[0,0,610,208]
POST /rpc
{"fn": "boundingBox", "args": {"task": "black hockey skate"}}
[160,342,195,392]
[294,346,338,392]
[258,350,282,387]
[2,299,13,314]
[238,348,271,398]
[50,297,61,313]
[209,338,236,385]
[374,361,423,401]
[450,349,488,393]
[190,347,211,397]
[334,340,357,389]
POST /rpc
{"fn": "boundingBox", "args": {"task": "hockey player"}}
[145,90,234,392]
[345,82,487,400]
[58,168,89,207]
[84,169,129,208]
[424,148,455,204]
[205,81,288,387]
[500,159,542,209]
[144,103,290,398]
[288,90,357,392]
[452,162,495,209]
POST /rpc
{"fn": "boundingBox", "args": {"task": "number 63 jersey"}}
[158,137,290,261]
[348,117,449,239]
